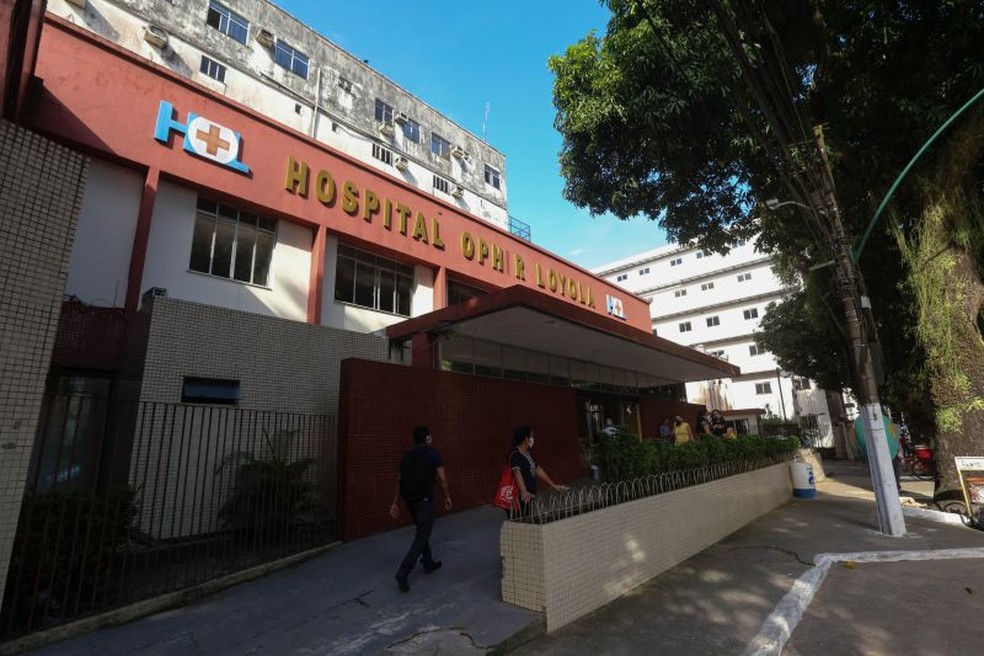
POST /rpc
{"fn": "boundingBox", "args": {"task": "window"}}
[695,250,712,258]
[701,282,715,291]
[274,40,309,79]
[484,164,501,189]
[431,132,451,159]
[706,316,720,327]
[639,267,650,276]
[737,272,752,282]
[402,117,421,142]
[433,175,450,194]
[670,257,683,266]
[199,55,227,83]
[616,273,628,282]
[447,279,488,306]
[711,349,725,358]
[793,377,811,391]
[755,382,773,395]
[190,198,276,286]
[338,77,353,94]
[334,244,414,316]
[206,1,249,44]
[679,321,692,332]
[743,308,759,320]
[749,344,764,356]
[674,289,687,298]
[182,377,240,405]
[372,143,393,165]
[374,99,393,125]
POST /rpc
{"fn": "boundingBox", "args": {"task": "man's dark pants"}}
[397,497,436,576]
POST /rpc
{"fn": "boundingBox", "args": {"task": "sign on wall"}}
[153,100,250,175]
[955,456,984,513]
[606,294,626,320]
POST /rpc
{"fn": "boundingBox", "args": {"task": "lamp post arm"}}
[852,85,984,264]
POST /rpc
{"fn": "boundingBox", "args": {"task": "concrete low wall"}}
[500,462,793,632]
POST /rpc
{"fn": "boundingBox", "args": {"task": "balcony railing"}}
[508,215,531,241]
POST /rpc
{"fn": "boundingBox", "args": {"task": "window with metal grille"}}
[743,308,759,320]
[206,1,249,44]
[755,382,772,394]
[190,197,276,286]
[334,244,414,316]
[372,143,392,165]
[433,175,450,194]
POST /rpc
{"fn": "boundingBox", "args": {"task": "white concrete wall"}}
[64,159,143,307]
[142,180,311,321]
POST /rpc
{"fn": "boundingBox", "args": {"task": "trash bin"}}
[790,460,816,498]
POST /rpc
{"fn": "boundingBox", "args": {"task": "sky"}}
[277,0,669,271]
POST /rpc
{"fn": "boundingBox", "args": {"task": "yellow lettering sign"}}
[285,156,309,196]
[315,169,335,205]
[342,181,359,215]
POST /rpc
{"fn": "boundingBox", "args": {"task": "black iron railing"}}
[1,400,338,640]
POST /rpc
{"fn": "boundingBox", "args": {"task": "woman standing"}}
[510,425,567,516]
[672,415,695,445]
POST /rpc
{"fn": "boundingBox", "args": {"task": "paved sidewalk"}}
[11,461,984,655]
[15,507,538,656]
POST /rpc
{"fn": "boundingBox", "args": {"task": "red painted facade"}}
[27,17,652,331]
[338,359,583,540]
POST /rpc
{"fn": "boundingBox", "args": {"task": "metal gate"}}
[1,398,338,640]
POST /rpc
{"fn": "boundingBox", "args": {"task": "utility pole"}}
[815,127,906,536]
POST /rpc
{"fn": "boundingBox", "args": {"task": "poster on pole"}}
[954,457,984,513]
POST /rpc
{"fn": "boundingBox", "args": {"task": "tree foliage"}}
[551,0,984,496]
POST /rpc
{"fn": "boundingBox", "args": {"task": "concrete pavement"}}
[10,460,984,655]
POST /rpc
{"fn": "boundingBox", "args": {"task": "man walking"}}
[389,425,452,592]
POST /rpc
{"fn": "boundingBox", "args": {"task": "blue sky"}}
[278,0,668,271]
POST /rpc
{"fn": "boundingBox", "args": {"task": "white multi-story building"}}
[595,239,834,440]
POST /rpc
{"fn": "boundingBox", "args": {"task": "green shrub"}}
[594,435,798,482]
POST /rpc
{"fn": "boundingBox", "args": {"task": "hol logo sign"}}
[153,100,250,174]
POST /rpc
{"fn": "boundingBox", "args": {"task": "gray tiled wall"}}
[0,120,87,605]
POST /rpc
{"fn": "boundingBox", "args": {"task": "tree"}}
[550,0,984,499]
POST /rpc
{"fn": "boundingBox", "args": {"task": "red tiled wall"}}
[339,359,581,540]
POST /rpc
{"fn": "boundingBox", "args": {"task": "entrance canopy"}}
[387,286,739,386]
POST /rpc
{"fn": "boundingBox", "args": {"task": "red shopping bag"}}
[492,465,518,510]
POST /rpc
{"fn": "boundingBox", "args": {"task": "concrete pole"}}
[815,127,906,536]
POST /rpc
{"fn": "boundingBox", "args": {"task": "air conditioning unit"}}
[394,112,410,125]
[450,145,466,159]
[451,185,464,198]
[255,28,275,47]
[377,122,395,137]
[143,24,169,48]
[66,0,86,8]
[394,156,409,171]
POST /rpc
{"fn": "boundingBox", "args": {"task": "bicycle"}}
[898,435,935,480]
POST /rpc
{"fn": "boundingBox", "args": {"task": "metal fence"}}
[507,454,793,525]
[1,400,338,640]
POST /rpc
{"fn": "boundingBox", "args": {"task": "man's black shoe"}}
[396,573,409,592]
[423,561,442,574]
